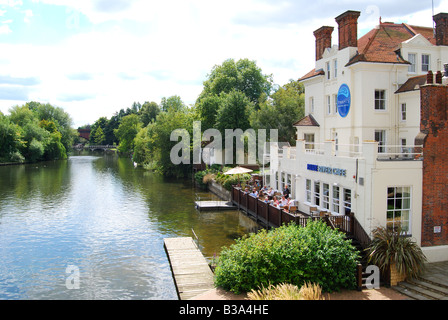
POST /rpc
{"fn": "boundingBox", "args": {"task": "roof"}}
[293,114,320,127]
[298,68,325,82]
[347,22,435,66]
[395,75,427,94]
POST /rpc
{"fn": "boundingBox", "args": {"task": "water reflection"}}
[0,153,259,299]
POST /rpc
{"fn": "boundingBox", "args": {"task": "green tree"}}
[93,126,106,145]
[0,114,25,162]
[139,101,160,127]
[250,80,305,145]
[161,95,186,112]
[215,89,253,132]
[198,58,273,108]
[114,114,142,153]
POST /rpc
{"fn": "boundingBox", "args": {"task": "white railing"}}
[377,145,423,160]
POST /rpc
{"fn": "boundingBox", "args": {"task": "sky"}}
[0,0,446,128]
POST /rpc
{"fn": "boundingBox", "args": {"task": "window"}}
[387,187,411,235]
[333,95,338,114]
[375,130,386,153]
[306,179,312,202]
[314,182,320,206]
[401,103,407,121]
[332,185,340,213]
[422,54,430,72]
[310,97,315,113]
[401,138,408,157]
[327,95,331,115]
[322,183,330,210]
[408,53,416,73]
[326,62,331,80]
[334,59,338,78]
[304,133,315,150]
[343,188,351,214]
[375,90,386,110]
[333,132,339,152]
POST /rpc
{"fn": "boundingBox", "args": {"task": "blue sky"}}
[0,0,445,127]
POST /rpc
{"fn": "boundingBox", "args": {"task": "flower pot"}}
[389,263,406,286]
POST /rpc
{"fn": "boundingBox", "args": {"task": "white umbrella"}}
[224,166,253,187]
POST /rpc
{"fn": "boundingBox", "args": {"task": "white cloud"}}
[0,23,11,33]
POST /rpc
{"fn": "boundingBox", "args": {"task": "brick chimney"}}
[419,72,448,247]
[335,10,361,50]
[433,13,448,46]
[313,26,334,61]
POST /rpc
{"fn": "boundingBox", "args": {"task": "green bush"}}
[214,220,360,294]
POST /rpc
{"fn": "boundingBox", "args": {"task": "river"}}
[0,153,259,300]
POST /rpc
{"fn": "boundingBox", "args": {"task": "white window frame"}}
[375,130,386,153]
[334,59,338,78]
[401,103,407,121]
[304,133,315,150]
[322,183,330,210]
[387,186,412,235]
[422,54,430,72]
[333,94,338,114]
[343,188,351,214]
[306,179,312,203]
[326,61,331,80]
[332,185,340,214]
[314,181,321,207]
[375,89,386,111]
[326,95,331,115]
[408,53,416,73]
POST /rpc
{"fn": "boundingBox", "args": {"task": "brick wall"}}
[313,26,334,61]
[335,10,360,50]
[420,80,448,247]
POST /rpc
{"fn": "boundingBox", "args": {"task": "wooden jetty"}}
[164,237,215,300]
[194,200,237,211]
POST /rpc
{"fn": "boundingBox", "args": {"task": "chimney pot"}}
[436,71,443,84]
[313,26,334,61]
[434,13,448,46]
[335,10,361,50]
[427,71,434,84]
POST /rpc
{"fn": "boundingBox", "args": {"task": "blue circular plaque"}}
[337,84,351,118]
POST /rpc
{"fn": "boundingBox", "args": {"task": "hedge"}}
[214,220,360,294]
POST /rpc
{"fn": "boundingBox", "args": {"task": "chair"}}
[289,206,297,214]
[310,206,319,217]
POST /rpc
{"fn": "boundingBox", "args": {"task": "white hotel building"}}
[268,10,448,262]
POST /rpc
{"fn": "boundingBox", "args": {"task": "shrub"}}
[366,226,427,279]
[247,282,324,300]
[214,220,359,294]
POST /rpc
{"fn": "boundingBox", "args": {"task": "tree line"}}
[86,58,305,178]
[0,101,78,163]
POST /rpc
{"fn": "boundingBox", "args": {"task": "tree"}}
[114,114,142,153]
[93,126,106,145]
[139,101,160,127]
[250,80,305,145]
[198,58,273,108]
[0,113,25,162]
[215,89,253,132]
[161,95,186,112]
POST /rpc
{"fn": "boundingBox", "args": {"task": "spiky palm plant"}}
[366,226,427,279]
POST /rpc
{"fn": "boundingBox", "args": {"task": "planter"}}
[389,263,406,286]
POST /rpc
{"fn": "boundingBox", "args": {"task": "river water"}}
[0,153,259,300]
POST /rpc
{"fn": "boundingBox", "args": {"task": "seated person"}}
[263,196,270,203]
[249,189,258,197]
[280,196,289,207]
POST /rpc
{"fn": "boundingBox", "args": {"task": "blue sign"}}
[307,164,347,177]
[337,84,351,118]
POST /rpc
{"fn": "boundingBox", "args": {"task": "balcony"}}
[273,140,423,162]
